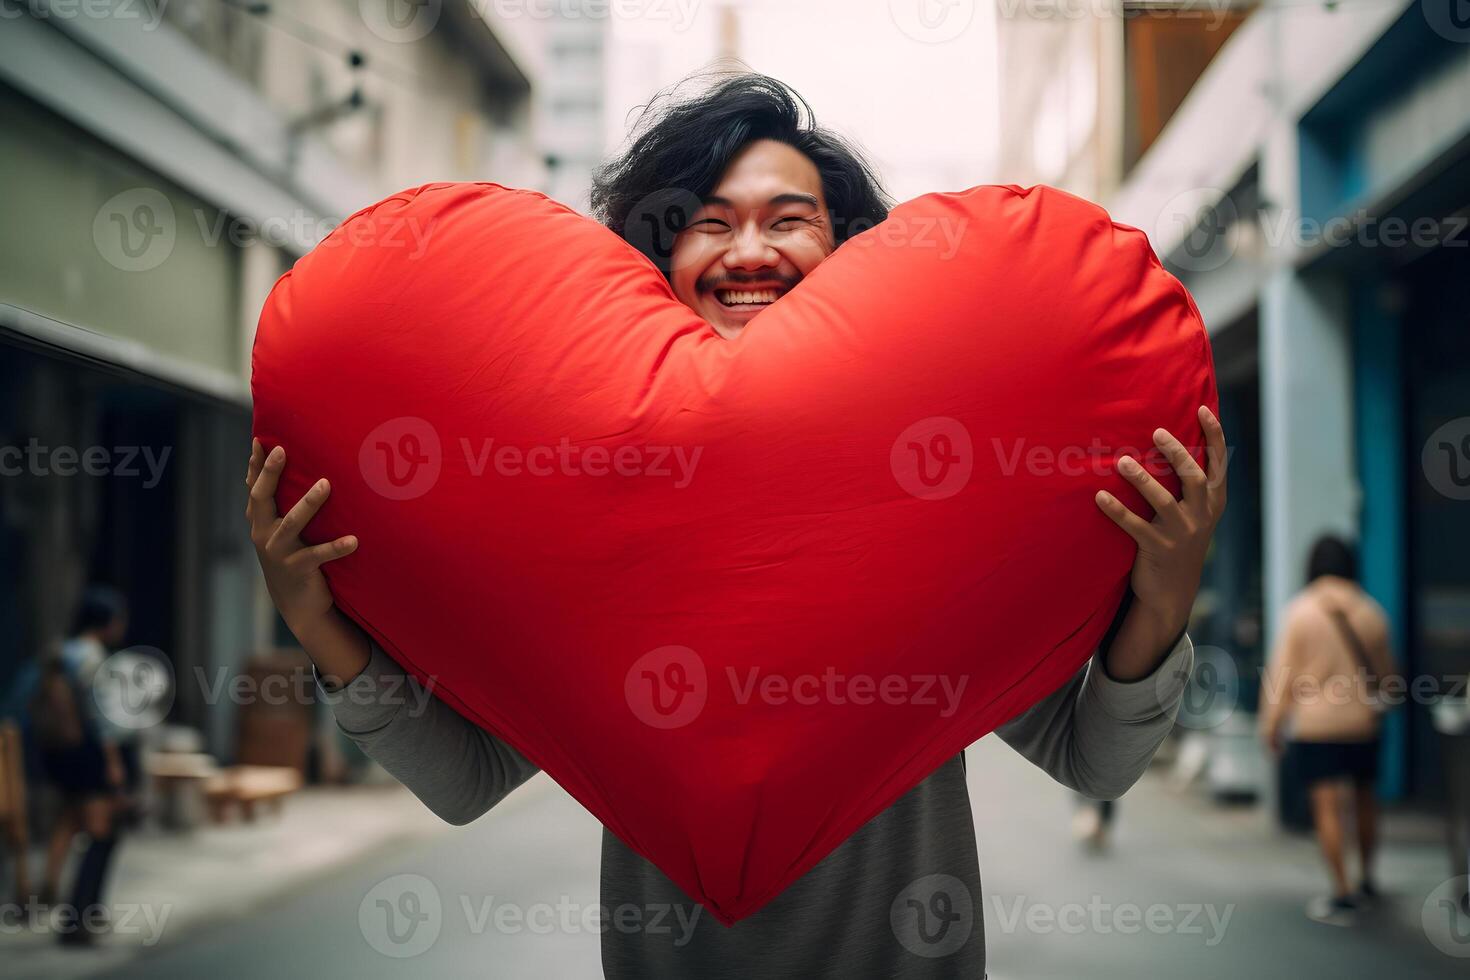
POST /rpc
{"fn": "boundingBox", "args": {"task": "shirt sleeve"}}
[313,640,541,825]
[993,631,1194,800]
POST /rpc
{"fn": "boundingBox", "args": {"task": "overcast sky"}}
[605,0,1001,203]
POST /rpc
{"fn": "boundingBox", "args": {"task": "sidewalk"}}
[970,733,1465,978]
[1,782,452,980]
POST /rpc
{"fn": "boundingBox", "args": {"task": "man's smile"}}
[711,281,791,310]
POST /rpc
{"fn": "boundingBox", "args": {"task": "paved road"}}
[95,736,1467,979]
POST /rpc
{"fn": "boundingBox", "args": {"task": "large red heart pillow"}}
[251,181,1215,925]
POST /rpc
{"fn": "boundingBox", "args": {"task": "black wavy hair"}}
[591,70,894,277]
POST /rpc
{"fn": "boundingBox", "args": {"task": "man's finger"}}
[267,477,331,555]
[248,444,285,537]
[246,438,263,489]
[296,535,359,570]
[1153,426,1206,488]
[1117,455,1179,519]
[1095,490,1158,545]
[1200,406,1229,493]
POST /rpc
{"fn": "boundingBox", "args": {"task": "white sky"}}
[604,0,1001,203]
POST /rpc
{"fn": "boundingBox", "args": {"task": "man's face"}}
[670,139,836,340]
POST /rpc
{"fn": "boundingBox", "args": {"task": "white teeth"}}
[718,289,778,306]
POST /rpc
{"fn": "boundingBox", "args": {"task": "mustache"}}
[698,272,801,292]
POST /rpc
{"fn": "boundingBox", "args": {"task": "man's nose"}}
[722,222,778,270]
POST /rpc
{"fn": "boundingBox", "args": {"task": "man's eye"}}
[689,218,730,231]
[773,216,809,228]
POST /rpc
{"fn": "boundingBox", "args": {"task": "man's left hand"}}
[1094,405,1228,680]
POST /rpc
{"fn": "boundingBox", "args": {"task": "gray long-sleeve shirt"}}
[315,631,1193,978]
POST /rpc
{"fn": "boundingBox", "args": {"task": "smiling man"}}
[246,72,1226,978]
[591,73,890,340]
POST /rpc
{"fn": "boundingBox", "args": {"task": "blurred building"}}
[0,0,563,761]
[998,0,1470,808]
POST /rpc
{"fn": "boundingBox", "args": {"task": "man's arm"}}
[994,630,1193,800]
[314,639,541,825]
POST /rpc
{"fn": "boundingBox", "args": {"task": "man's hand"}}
[1094,406,1228,680]
[246,439,371,685]
[247,440,359,630]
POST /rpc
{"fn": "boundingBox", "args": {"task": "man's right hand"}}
[245,439,359,635]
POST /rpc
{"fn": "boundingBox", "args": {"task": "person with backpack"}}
[1259,535,1401,926]
[29,586,132,946]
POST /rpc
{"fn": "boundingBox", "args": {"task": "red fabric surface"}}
[251,181,1216,924]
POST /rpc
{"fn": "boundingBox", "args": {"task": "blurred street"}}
[2,735,1449,979]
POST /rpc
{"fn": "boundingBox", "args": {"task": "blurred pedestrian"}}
[29,585,133,946]
[1071,794,1116,853]
[1259,535,1400,927]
